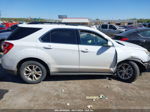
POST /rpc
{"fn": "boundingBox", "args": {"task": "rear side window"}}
[101,24,108,29]
[50,29,77,44]
[7,27,41,40]
[41,32,50,42]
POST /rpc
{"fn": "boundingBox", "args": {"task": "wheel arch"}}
[117,58,146,73]
[17,57,50,76]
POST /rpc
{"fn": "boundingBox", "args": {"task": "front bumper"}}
[144,61,150,70]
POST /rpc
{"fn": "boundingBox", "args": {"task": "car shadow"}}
[0,63,150,84]
[97,47,110,55]
[0,64,114,84]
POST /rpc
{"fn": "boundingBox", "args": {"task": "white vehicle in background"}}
[1,24,150,84]
[98,24,126,37]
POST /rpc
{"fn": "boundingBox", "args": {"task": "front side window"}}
[50,29,77,44]
[109,25,117,30]
[79,30,108,46]
[139,30,150,38]
[7,27,41,40]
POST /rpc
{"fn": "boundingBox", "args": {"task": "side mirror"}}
[103,41,113,47]
[107,41,113,47]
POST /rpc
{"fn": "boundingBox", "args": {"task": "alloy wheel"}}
[24,65,43,81]
[117,63,134,80]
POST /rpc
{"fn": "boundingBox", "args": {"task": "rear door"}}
[78,30,116,73]
[40,28,79,73]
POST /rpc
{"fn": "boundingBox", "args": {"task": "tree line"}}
[0,18,49,22]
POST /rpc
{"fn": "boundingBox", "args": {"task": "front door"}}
[78,30,116,73]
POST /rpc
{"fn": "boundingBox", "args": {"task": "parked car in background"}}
[143,23,150,28]
[148,23,150,28]
[0,24,18,51]
[121,25,136,31]
[1,24,150,84]
[2,22,18,29]
[121,24,145,31]
[98,24,126,37]
[113,28,150,51]
[0,24,6,30]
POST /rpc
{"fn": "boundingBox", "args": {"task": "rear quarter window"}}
[7,27,41,40]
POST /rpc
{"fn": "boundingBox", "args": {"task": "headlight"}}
[144,50,150,56]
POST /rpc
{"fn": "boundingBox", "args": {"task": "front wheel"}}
[116,61,140,83]
[0,40,4,52]
[19,61,47,84]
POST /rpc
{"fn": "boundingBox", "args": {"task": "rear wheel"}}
[116,61,140,83]
[19,61,47,84]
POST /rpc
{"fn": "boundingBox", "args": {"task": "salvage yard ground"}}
[0,54,150,110]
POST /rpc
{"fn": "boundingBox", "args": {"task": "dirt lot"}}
[0,54,150,110]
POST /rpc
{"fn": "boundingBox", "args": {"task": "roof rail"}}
[28,21,87,26]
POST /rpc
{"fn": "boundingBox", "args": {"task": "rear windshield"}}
[7,27,41,40]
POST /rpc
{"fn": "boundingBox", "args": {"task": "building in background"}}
[100,20,137,26]
[61,18,91,26]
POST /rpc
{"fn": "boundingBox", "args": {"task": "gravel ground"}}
[0,54,150,110]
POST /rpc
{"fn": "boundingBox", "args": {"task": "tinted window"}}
[139,30,150,37]
[79,30,108,46]
[109,25,117,30]
[10,25,18,30]
[7,27,41,40]
[41,32,50,42]
[101,24,108,29]
[50,29,77,44]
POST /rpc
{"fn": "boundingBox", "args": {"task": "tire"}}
[19,61,47,84]
[116,61,140,83]
[0,40,4,52]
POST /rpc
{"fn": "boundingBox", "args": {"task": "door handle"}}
[43,45,52,49]
[81,49,89,53]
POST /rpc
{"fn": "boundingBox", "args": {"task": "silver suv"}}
[98,24,126,37]
[1,24,150,84]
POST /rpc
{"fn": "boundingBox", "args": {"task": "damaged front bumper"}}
[144,61,150,70]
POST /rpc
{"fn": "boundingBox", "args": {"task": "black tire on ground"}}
[19,61,47,84]
[116,61,140,83]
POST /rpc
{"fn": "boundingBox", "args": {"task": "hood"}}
[115,40,146,51]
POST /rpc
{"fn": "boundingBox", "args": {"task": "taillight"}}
[120,37,129,41]
[2,42,14,54]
